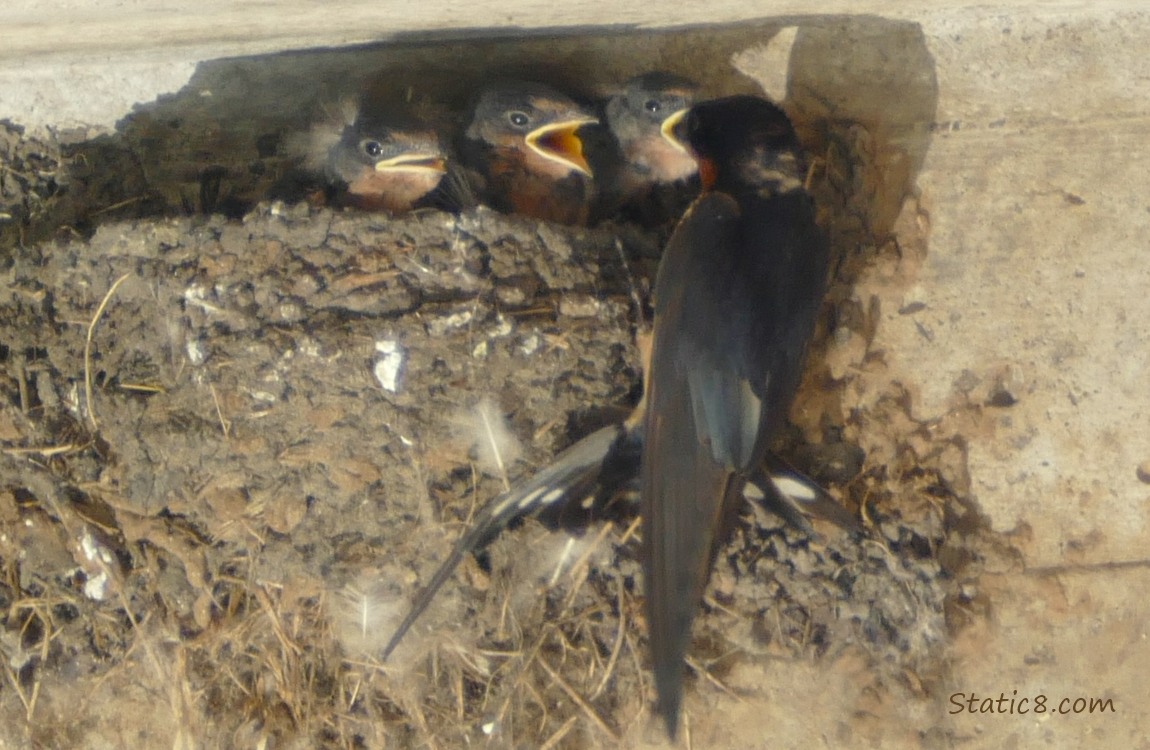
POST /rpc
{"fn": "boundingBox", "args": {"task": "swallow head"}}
[326,114,448,211]
[467,82,598,179]
[330,119,446,179]
[605,72,698,184]
[678,95,806,194]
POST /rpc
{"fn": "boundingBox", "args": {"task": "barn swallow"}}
[597,72,700,227]
[291,99,449,212]
[460,81,598,225]
[641,95,831,737]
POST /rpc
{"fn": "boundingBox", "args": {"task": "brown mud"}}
[0,36,1003,745]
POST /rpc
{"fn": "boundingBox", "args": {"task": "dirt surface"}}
[0,62,1004,748]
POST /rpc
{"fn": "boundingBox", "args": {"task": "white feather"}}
[463,397,523,489]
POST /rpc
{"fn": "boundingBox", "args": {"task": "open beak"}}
[660,108,691,154]
[375,152,448,175]
[525,118,598,177]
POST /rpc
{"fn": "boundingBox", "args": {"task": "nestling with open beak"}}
[598,71,700,227]
[460,81,599,225]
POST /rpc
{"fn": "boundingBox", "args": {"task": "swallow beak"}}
[374,152,448,175]
[660,108,691,154]
[525,118,598,177]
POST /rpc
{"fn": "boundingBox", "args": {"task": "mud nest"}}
[0,106,993,748]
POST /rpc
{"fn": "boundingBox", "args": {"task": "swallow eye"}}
[644,99,662,113]
[363,140,383,157]
[508,111,530,128]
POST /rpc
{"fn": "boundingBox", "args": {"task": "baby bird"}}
[459,81,599,225]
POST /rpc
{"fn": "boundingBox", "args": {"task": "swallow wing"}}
[642,186,829,730]
[381,419,852,661]
[750,453,862,536]
[382,424,629,658]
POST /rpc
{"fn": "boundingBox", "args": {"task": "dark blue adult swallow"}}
[641,95,831,738]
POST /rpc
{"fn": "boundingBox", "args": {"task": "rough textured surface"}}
[909,12,1150,569]
[2,6,1149,749]
[0,197,956,747]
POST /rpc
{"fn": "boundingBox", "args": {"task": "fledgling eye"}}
[644,99,662,113]
[508,111,530,128]
[363,140,383,157]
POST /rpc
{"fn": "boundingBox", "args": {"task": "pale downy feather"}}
[330,572,406,655]
[461,397,523,490]
[283,97,360,174]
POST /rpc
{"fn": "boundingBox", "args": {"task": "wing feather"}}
[641,187,828,731]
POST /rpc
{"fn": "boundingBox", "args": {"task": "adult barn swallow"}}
[292,99,448,212]
[460,81,598,225]
[642,95,831,737]
[598,72,699,226]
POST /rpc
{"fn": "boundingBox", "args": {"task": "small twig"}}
[589,575,627,701]
[488,621,552,733]
[328,270,403,294]
[531,414,563,444]
[496,589,511,643]
[685,654,743,701]
[617,516,642,545]
[454,663,465,722]
[14,354,29,413]
[2,662,33,718]
[2,444,81,457]
[117,382,165,394]
[9,600,55,721]
[522,678,551,732]
[208,383,230,438]
[254,584,303,657]
[536,657,619,742]
[90,195,148,216]
[538,715,578,750]
[623,629,646,719]
[83,272,131,431]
